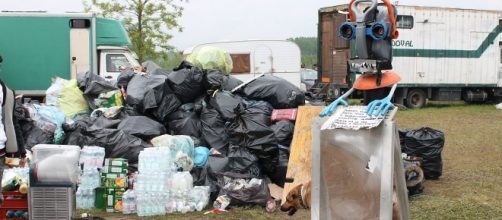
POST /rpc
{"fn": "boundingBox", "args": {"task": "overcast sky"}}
[3,0,502,50]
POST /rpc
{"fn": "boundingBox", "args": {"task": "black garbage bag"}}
[62,114,93,146]
[116,69,135,89]
[216,172,271,206]
[85,128,149,164]
[223,76,243,91]
[239,75,305,109]
[227,145,261,178]
[168,61,206,103]
[203,69,225,91]
[227,100,276,148]
[203,70,243,92]
[267,145,289,187]
[126,74,181,122]
[248,145,279,179]
[205,154,230,200]
[22,124,53,150]
[191,166,208,186]
[142,60,171,76]
[200,106,228,150]
[77,72,118,109]
[77,72,117,95]
[193,96,207,113]
[117,116,166,140]
[167,103,202,140]
[271,120,295,147]
[88,117,121,131]
[208,91,242,120]
[401,127,445,179]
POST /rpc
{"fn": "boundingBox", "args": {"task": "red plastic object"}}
[0,192,28,220]
[271,109,298,121]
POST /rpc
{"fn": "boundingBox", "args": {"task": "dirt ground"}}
[80,102,502,219]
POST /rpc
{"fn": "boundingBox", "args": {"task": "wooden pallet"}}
[281,106,324,203]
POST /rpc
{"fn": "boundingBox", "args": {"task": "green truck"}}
[0,12,139,96]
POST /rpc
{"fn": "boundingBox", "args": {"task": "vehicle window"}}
[397,15,414,29]
[106,54,130,72]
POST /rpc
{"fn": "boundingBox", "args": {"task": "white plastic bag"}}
[45,77,68,106]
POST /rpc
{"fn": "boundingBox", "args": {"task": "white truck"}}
[183,40,303,89]
[319,5,502,107]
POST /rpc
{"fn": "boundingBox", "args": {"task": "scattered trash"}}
[496,102,502,110]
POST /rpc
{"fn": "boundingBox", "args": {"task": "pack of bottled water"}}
[79,168,100,189]
[79,146,105,170]
[77,146,105,209]
[122,190,137,214]
[76,187,96,209]
[135,147,174,216]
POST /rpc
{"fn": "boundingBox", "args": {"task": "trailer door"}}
[320,12,350,85]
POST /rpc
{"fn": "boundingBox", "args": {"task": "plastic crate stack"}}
[76,146,105,209]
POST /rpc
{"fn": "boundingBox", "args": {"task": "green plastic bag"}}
[56,79,89,119]
[186,46,233,74]
[95,90,124,108]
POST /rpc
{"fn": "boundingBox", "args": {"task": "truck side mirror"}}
[0,55,3,64]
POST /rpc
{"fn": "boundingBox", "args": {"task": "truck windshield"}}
[106,54,131,72]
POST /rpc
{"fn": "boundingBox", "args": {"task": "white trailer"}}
[183,40,303,89]
[319,5,502,107]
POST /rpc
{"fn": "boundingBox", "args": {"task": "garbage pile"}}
[14,46,304,215]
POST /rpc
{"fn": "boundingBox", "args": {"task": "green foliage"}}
[84,0,184,63]
[153,50,184,70]
[287,37,318,68]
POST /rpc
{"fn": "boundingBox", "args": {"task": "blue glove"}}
[366,96,394,117]
[319,97,349,117]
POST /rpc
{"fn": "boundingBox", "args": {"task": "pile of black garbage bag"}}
[17,61,304,204]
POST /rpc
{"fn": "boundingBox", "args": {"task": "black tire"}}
[406,89,427,109]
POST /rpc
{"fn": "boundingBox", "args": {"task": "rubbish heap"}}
[10,46,304,216]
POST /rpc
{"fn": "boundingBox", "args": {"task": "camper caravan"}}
[318,5,502,107]
[183,40,303,89]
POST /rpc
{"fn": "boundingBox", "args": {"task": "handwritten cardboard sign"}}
[321,106,385,130]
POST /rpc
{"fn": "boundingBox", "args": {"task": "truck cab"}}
[97,46,139,80]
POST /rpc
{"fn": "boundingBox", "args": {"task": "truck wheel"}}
[406,89,426,108]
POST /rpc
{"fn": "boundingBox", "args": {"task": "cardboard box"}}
[104,158,128,168]
[101,173,128,189]
[95,187,107,210]
[101,166,128,174]
[105,188,125,212]
[102,158,128,174]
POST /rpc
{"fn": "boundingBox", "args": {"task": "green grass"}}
[396,101,502,220]
[79,101,502,219]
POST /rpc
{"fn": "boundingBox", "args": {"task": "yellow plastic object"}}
[56,79,89,118]
[186,46,233,74]
[19,183,28,194]
[353,70,401,90]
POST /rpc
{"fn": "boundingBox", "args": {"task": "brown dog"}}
[280,180,311,215]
